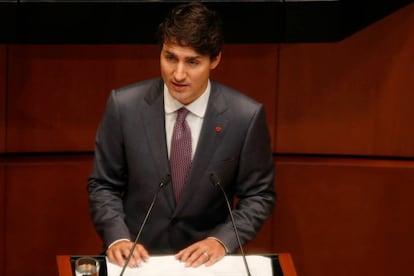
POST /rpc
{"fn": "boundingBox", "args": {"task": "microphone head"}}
[160,174,171,188]
[209,173,220,187]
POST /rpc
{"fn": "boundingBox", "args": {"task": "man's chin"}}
[171,92,189,103]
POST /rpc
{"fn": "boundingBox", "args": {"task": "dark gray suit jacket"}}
[88,77,275,254]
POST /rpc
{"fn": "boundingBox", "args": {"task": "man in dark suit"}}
[87,1,275,269]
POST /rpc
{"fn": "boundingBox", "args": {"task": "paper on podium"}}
[106,255,272,276]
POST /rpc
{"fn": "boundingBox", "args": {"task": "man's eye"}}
[165,55,176,61]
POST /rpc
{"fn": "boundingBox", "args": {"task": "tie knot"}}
[176,108,189,123]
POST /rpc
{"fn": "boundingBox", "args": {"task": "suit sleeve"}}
[87,90,131,249]
[210,104,276,253]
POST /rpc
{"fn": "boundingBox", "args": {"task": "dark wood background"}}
[1,2,414,275]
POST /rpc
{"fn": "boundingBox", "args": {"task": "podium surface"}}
[57,253,297,276]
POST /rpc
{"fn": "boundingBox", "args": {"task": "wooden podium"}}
[57,253,297,276]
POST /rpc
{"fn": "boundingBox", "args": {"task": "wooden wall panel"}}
[0,45,5,276]
[276,2,414,157]
[273,157,414,276]
[4,156,102,275]
[244,210,275,254]
[212,44,278,150]
[7,45,160,152]
[0,45,5,153]
[0,161,5,275]
[7,44,277,153]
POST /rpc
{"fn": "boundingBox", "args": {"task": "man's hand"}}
[175,238,226,267]
[106,240,149,267]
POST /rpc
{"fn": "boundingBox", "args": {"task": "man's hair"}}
[157,1,224,59]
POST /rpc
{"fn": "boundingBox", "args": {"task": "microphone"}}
[209,173,252,276]
[119,174,171,276]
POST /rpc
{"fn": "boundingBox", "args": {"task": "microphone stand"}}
[119,175,170,276]
[210,173,252,276]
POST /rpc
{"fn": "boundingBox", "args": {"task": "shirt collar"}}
[164,80,211,118]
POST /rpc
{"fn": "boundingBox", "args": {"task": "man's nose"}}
[173,63,186,81]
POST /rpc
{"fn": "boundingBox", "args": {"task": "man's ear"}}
[210,52,222,70]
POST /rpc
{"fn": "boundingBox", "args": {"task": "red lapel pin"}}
[215,126,222,132]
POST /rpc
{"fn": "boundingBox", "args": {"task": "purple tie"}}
[170,108,192,201]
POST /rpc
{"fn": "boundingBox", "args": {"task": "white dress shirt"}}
[164,81,211,159]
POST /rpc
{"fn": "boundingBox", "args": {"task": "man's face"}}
[160,42,221,105]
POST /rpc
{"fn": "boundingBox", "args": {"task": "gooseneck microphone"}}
[209,173,252,276]
[119,174,171,276]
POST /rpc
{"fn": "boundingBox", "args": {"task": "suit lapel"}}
[141,80,176,209]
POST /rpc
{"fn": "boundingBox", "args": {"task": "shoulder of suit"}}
[111,77,163,102]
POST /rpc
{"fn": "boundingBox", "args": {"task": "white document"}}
[106,255,272,276]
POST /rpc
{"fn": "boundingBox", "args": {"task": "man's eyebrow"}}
[163,49,202,60]
[186,56,202,61]
[163,50,175,56]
